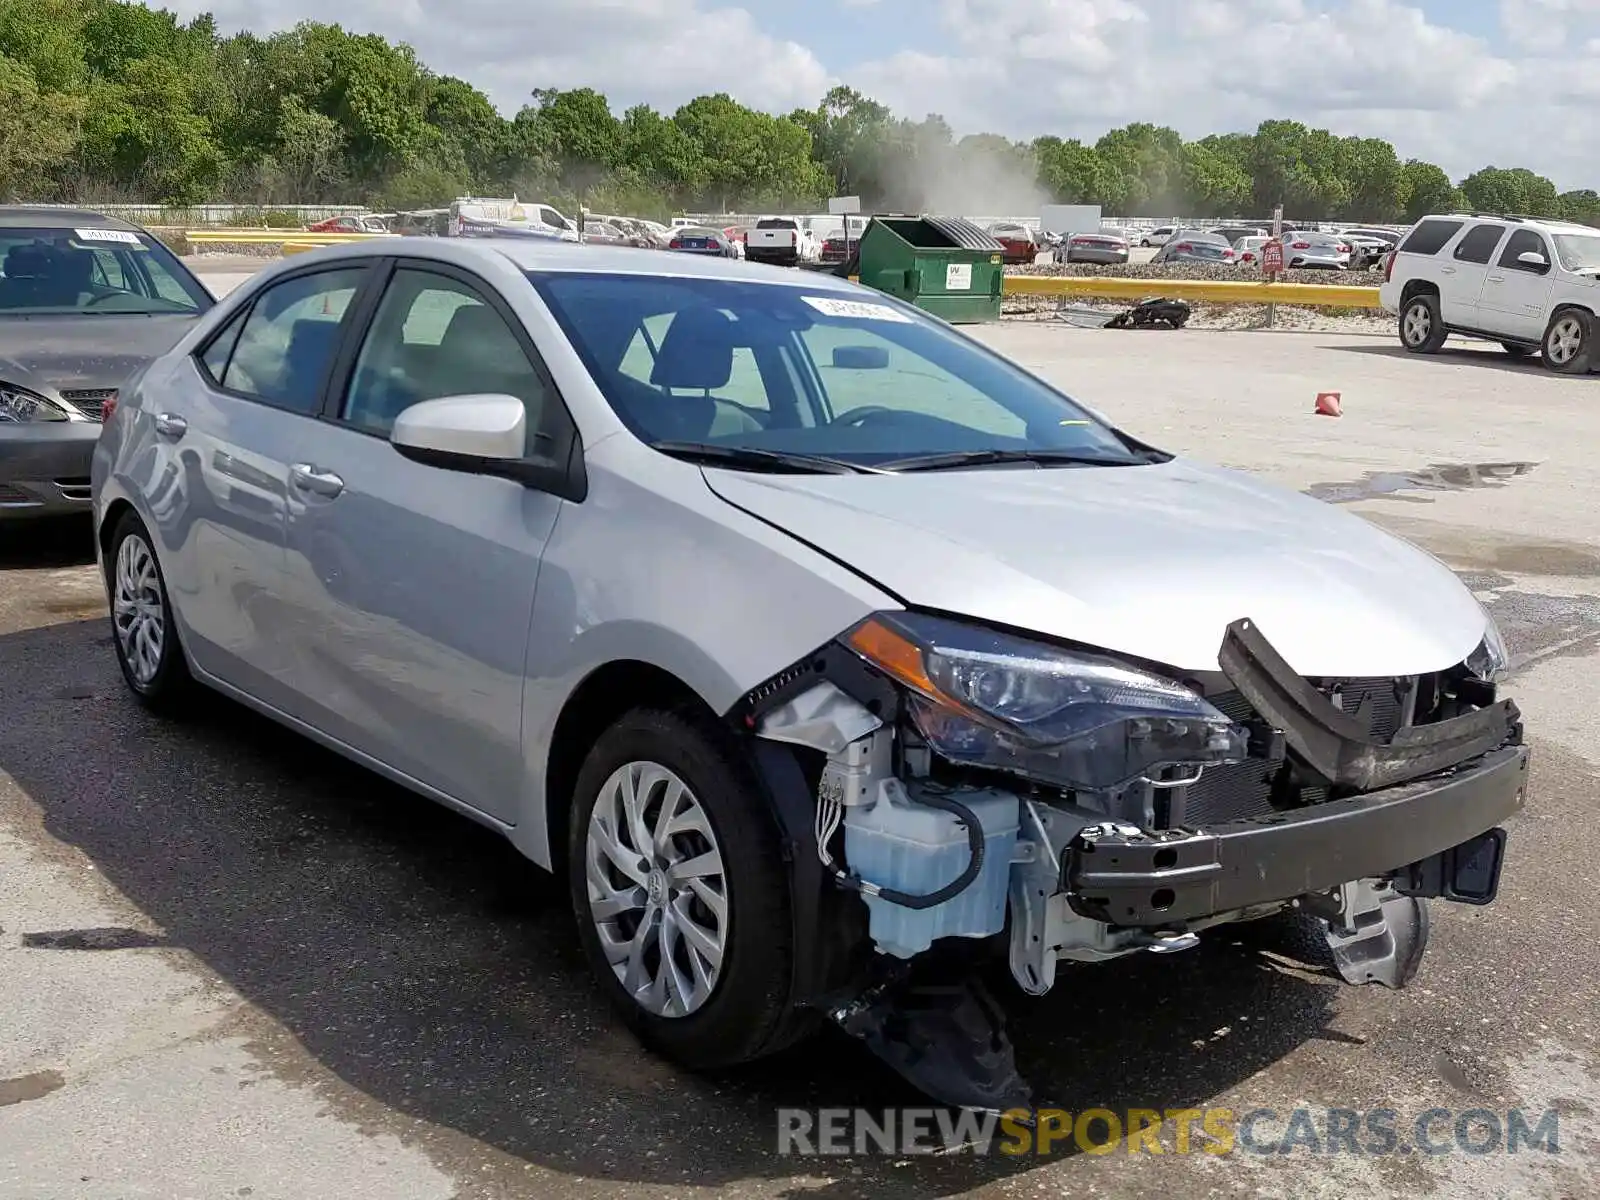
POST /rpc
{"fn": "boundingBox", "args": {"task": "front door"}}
[1477,228,1558,342]
[277,261,570,823]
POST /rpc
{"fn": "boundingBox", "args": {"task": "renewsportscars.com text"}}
[777,1106,1562,1158]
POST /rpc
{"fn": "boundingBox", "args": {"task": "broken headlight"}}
[842,612,1249,792]
[1464,616,1509,682]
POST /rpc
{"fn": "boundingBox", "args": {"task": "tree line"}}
[2,0,1597,228]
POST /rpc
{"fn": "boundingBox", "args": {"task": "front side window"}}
[220,268,368,413]
[341,267,552,440]
[1499,229,1551,271]
[531,272,1147,467]
[0,226,210,316]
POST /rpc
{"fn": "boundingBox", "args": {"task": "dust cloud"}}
[895,144,1052,219]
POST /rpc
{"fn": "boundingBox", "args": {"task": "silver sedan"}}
[1061,229,1131,264]
[90,236,1525,1111]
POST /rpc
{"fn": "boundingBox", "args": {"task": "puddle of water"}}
[1307,461,1538,505]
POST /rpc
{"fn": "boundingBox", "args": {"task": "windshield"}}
[0,227,209,316]
[1553,233,1600,272]
[530,272,1149,468]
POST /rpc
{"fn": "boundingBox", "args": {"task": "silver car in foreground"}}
[91,239,1528,1111]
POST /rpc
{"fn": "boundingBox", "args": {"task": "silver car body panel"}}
[93,237,1494,878]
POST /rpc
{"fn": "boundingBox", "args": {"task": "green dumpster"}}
[854,215,1006,323]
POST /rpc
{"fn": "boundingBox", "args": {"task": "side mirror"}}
[832,345,889,370]
[392,393,526,462]
[1516,251,1549,269]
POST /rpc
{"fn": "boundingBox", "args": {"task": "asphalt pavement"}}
[1,265,1596,1199]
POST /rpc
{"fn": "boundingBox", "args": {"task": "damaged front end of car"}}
[729,611,1529,1114]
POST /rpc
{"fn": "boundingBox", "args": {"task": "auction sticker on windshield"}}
[74,228,142,245]
[802,295,914,322]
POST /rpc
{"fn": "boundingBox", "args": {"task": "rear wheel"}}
[1542,309,1594,374]
[567,706,810,1069]
[1399,292,1447,354]
[105,510,195,713]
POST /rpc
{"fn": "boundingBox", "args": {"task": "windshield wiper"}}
[881,448,1147,472]
[651,441,887,475]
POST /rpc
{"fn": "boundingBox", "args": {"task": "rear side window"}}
[1398,219,1464,256]
[1453,224,1506,264]
[220,267,369,413]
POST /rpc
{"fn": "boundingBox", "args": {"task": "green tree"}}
[0,52,82,200]
[1559,189,1600,227]
[1398,160,1461,221]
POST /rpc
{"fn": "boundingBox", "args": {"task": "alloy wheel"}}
[1547,316,1584,365]
[1403,304,1432,346]
[584,760,729,1018]
[112,533,165,687]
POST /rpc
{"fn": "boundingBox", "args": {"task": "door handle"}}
[1487,273,1506,282]
[153,413,187,440]
[289,463,345,498]
[1439,266,1456,274]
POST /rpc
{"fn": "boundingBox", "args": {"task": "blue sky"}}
[178,0,1600,190]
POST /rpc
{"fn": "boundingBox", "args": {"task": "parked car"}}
[1139,225,1177,247]
[722,226,749,259]
[1150,230,1235,265]
[1380,212,1600,372]
[745,217,803,267]
[1233,234,1270,267]
[666,226,738,257]
[1283,231,1351,270]
[307,214,390,234]
[1061,228,1131,265]
[90,236,1527,1111]
[581,222,632,247]
[0,207,217,522]
[988,222,1039,265]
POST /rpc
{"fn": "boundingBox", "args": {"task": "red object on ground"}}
[1315,391,1342,417]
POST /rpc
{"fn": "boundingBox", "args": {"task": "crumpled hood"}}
[706,458,1490,678]
[0,314,198,393]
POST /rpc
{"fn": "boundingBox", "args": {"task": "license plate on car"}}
[684,239,707,249]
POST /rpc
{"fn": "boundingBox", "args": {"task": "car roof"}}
[0,205,144,232]
[248,236,867,293]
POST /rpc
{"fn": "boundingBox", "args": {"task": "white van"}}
[448,197,578,241]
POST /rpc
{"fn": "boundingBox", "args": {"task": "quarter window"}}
[198,306,250,386]
[1398,219,1463,256]
[341,267,552,440]
[219,268,367,413]
[1453,224,1507,264]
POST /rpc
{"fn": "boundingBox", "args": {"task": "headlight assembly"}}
[0,384,69,423]
[1465,615,1509,682]
[842,612,1249,792]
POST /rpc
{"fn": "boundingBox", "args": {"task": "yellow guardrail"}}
[185,229,395,245]
[1002,274,1382,308]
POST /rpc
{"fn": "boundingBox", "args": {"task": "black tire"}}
[103,509,195,713]
[1501,342,1534,359]
[1541,308,1594,375]
[566,705,811,1070]
[1398,291,1448,354]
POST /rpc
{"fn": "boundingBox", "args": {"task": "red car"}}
[988,222,1038,265]
[305,214,388,234]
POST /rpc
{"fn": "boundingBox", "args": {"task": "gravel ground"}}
[1001,293,1396,335]
[1008,260,1387,288]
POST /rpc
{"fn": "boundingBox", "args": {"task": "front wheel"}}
[105,510,195,713]
[1399,292,1448,354]
[1542,309,1594,374]
[567,706,810,1069]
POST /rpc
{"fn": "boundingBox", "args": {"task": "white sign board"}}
[827,195,862,215]
[946,263,973,291]
[1039,204,1103,236]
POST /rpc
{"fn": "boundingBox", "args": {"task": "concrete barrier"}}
[1002,275,1382,308]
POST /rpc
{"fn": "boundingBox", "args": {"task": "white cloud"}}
[163,0,1600,190]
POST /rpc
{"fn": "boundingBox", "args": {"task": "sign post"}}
[1264,203,1284,329]
[829,195,861,264]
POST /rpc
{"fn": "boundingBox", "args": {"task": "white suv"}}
[1378,213,1600,373]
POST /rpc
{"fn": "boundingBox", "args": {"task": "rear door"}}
[1477,228,1558,342]
[275,258,575,823]
[159,263,375,708]
[1438,222,1508,328]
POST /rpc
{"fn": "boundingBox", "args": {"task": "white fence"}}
[28,203,367,225]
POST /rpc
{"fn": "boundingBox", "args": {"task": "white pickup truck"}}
[744,217,804,267]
